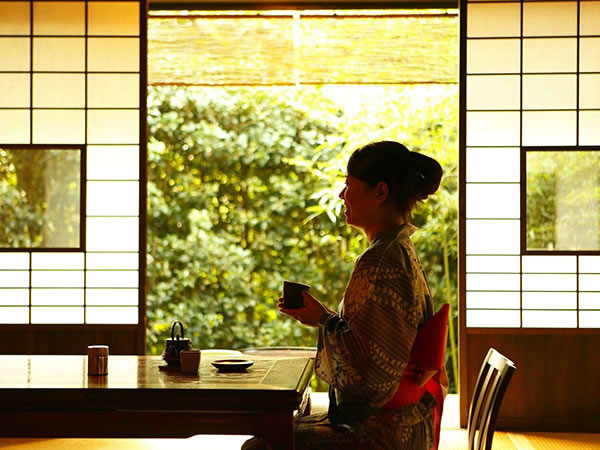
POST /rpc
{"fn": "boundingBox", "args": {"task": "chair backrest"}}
[467,348,516,450]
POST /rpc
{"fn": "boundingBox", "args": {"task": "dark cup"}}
[282,281,310,309]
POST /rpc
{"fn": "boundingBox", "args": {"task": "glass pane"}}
[31,306,83,324]
[0,74,30,108]
[33,74,85,108]
[0,148,80,248]
[522,111,576,146]
[0,271,29,287]
[580,74,600,109]
[522,310,576,328]
[0,110,30,144]
[0,307,29,324]
[87,146,139,180]
[467,309,520,327]
[32,253,84,270]
[467,255,520,273]
[467,39,520,74]
[522,274,577,291]
[522,255,576,273]
[87,181,139,216]
[467,273,521,291]
[523,2,577,37]
[31,288,83,305]
[579,256,600,273]
[466,112,520,146]
[88,1,139,36]
[467,148,520,183]
[523,38,576,73]
[87,38,139,72]
[87,110,139,144]
[86,288,137,306]
[33,110,85,144]
[33,38,85,71]
[466,3,520,37]
[467,75,520,110]
[86,270,138,288]
[579,311,600,328]
[527,151,600,251]
[580,38,600,72]
[86,306,138,324]
[466,291,520,309]
[581,1,600,35]
[580,274,600,291]
[522,75,576,109]
[0,38,30,71]
[31,271,84,288]
[86,217,139,251]
[0,289,29,305]
[0,253,29,270]
[466,183,520,219]
[87,74,139,108]
[580,292,600,309]
[86,253,138,270]
[466,219,520,255]
[580,111,600,146]
[33,1,85,36]
[522,292,576,309]
[0,1,30,35]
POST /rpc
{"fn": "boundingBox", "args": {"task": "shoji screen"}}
[0,0,146,343]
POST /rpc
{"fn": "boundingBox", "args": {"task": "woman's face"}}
[339,174,377,228]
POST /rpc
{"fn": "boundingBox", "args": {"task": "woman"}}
[243,140,444,449]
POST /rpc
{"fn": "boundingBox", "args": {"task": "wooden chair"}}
[467,348,516,450]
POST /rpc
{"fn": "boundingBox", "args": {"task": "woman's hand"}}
[278,290,329,328]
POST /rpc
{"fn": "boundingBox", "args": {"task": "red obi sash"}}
[383,303,450,450]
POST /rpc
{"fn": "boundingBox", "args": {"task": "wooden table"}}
[0,354,314,450]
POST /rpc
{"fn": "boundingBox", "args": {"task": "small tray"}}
[158,364,181,373]
[211,358,254,372]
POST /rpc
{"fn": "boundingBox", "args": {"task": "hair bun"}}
[412,151,443,199]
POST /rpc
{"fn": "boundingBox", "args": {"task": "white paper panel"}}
[33,109,85,144]
[580,38,600,72]
[466,2,520,37]
[523,2,577,37]
[87,110,139,144]
[86,271,138,288]
[466,112,520,146]
[522,75,576,109]
[466,183,520,219]
[87,146,139,180]
[0,38,30,71]
[88,2,140,36]
[579,256,600,273]
[31,306,83,324]
[580,275,600,291]
[31,289,84,306]
[0,253,29,270]
[580,292,600,309]
[32,253,84,270]
[0,271,29,288]
[467,39,520,74]
[522,274,577,291]
[467,255,520,273]
[522,310,576,328]
[0,74,30,107]
[0,289,29,306]
[466,291,520,309]
[581,1,600,35]
[579,311,600,328]
[33,1,85,36]
[0,307,29,324]
[86,217,139,251]
[33,38,85,71]
[522,292,576,310]
[87,38,140,72]
[31,271,84,288]
[468,148,520,183]
[522,255,576,273]
[579,74,600,109]
[467,309,520,327]
[579,111,600,146]
[86,288,138,305]
[0,1,30,35]
[467,75,520,110]
[523,38,576,73]
[33,74,85,108]
[87,74,139,108]
[522,111,576,146]
[87,181,139,216]
[86,306,138,324]
[86,253,138,270]
[466,219,520,254]
[0,109,30,144]
[467,273,521,291]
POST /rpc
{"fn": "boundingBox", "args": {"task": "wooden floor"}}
[2,394,599,449]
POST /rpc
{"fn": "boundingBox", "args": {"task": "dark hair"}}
[347,141,443,220]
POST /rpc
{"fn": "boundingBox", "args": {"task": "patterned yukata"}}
[243,223,436,450]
